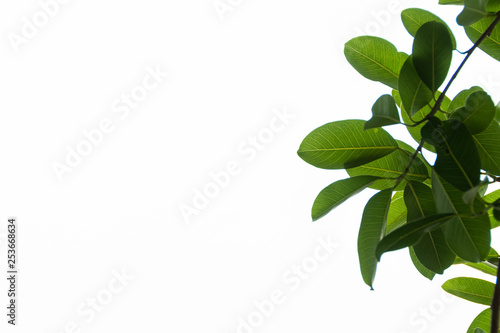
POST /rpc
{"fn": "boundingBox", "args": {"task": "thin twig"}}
[392,138,425,190]
[412,12,500,126]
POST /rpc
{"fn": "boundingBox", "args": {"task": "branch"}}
[491,260,500,333]
[392,138,425,190]
[413,11,500,126]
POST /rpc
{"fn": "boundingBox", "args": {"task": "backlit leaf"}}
[358,189,393,289]
[298,120,399,169]
[344,37,408,89]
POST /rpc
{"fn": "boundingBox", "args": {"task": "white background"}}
[1,0,500,332]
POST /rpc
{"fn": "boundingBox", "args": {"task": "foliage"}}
[298,1,500,331]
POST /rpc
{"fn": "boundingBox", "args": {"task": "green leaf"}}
[386,191,407,234]
[364,94,401,130]
[442,277,494,305]
[398,56,434,116]
[404,181,455,274]
[450,91,496,134]
[409,246,436,280]
[412,21,453,92]
[432,170,491,262]
[485,190,500,228]
[401,8,457,49]
[448,86,484,112]
[422,119,480,191]
[457,0,489,26]
[467,309,496,333]
[465,16,500,62]
[344,37,408,89]
[473,117,500,175]
[297,120,399,169]
[346,140,429,191]
[439,0,463,4]
[358,189,393,289]
[393,89,449,153]
[465,261,498,276]
[311,176,379,221]
[376,213,455,261]
[463,179,489,207]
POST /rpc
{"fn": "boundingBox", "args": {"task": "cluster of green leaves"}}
[298,1,500,331]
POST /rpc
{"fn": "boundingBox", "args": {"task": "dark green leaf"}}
[448,86,484,113]
[376,213,454,261]
[311,176,379,221]
[412,21,453,92]
[344,37,408,89]
[457,0,489,26]
[364,94,401,130]
[409,246,436,280]
[401,8,457,49]
[393,89,449,153]
[297,120,399,169]
[404,181,455,273]
[422,119,480,191]
[473,117,500,175]
[398,56,434,116]
[346,140,429,190]
[358,189,393,289]
[432,170,491,262]
[465,16,500,62]
[450,91,495,134]
[442,277,494,305]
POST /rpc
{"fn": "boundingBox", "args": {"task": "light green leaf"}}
[450,91,495,134]
[465,16,500,62]
[485,190,500,228]
[398,56,434,116]
[432,170,491,262]
[465,261,498,276]
[448,86,484,112]
[404,181,455,274]
[409,246,436,280]
[401,8,457,49]
[364,94,401,130]
[442,277,494,305]
[344,37,408,89]
[346,141,429,190]
[358,189,393,289]
[439,0,463,4]
[311,176,379,221]
[457,0,489,26]
[386,191,407,234]
[297,120,399,169]
[467,309,497,333]
[376,213,455,261]
[412,21,453,92]
[422,118,480,191]
[393,89,449,153]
